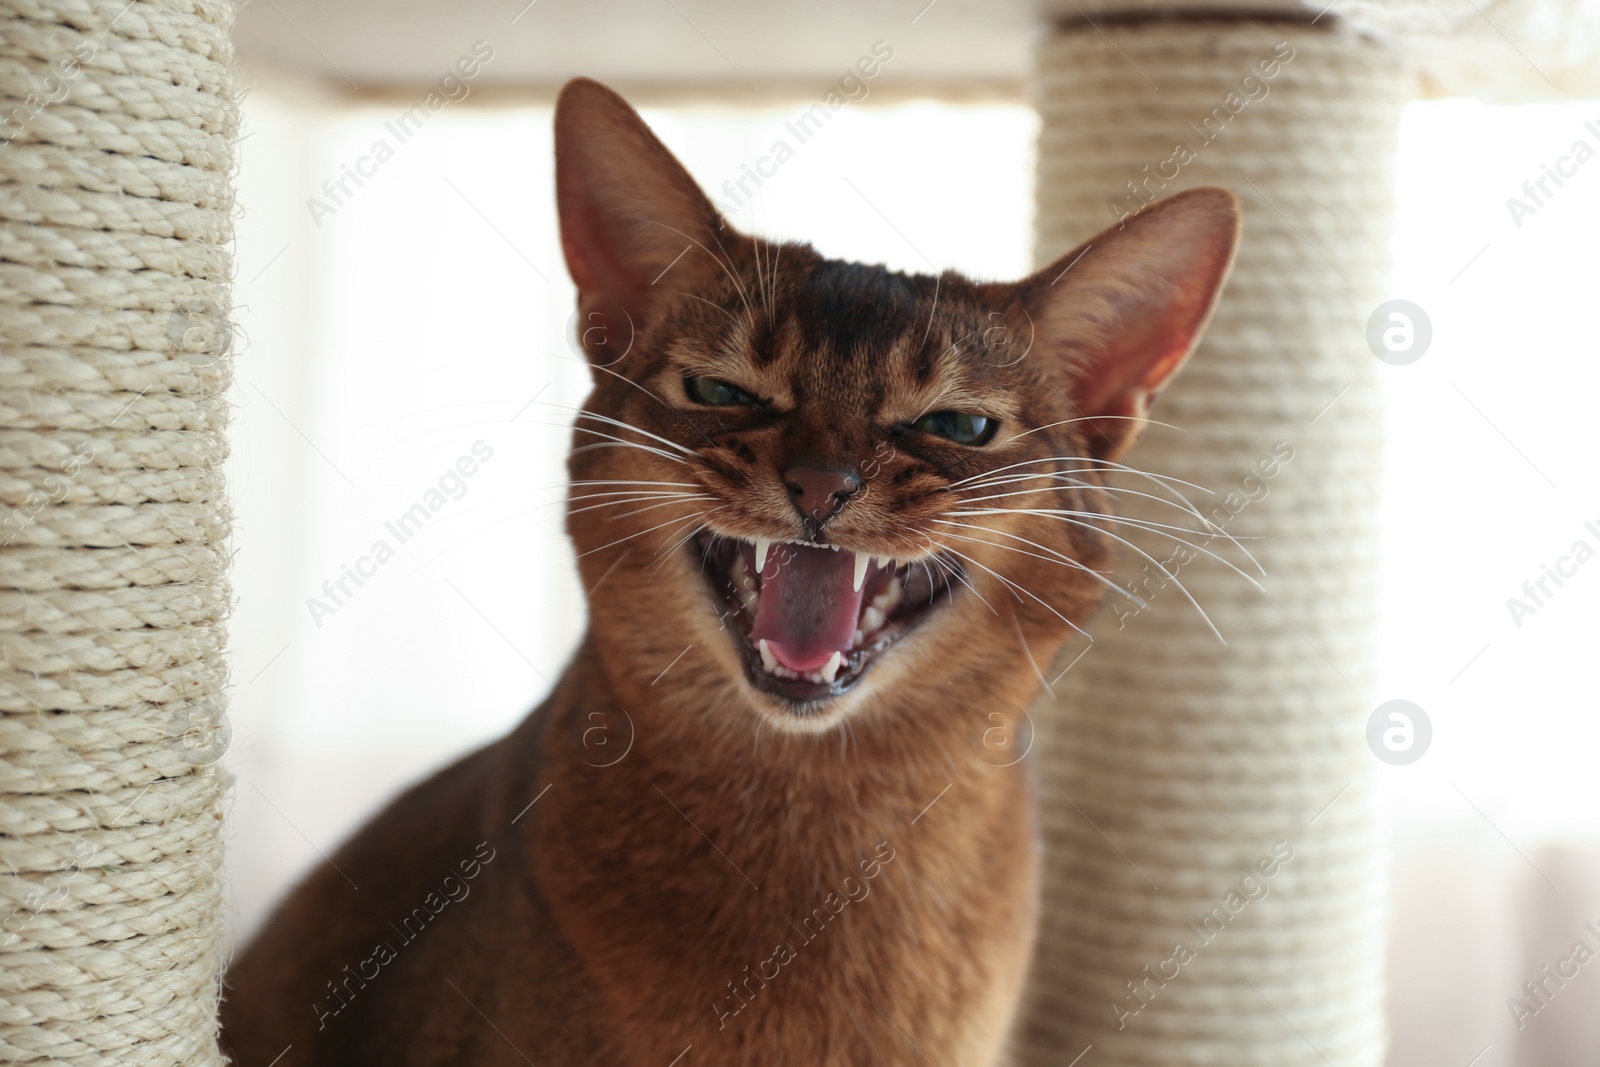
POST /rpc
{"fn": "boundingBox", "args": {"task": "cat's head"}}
[554,78,1239,734]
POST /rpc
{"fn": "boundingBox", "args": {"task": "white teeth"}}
[753,538,771,576]
[861,605,886,633]
[758,639,778,674]
[852,552,870,591]
[820,650,843,683]
[874,555,894,572]
[871,577,903,616]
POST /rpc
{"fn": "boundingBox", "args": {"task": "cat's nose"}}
[784,465,862,534]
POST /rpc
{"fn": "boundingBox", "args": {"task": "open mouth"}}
[696,534,957,706]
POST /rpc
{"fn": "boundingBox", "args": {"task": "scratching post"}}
[0,0,236,1063]
[1022,19,1404,1064]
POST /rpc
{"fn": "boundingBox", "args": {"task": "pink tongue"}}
[749,545,863,672]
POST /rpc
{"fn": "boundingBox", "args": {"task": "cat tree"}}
[2,0,1596,1063]
[0,0,236,1062]
[1022,5,1595,1062]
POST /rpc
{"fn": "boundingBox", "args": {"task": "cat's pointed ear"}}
[1015,187,1241,459]
[554,78,734,340]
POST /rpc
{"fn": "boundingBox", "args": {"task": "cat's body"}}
[222,642,1036,1066]
[222,80,1240,1066]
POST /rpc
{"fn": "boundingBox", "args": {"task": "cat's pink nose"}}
[784,465,861,533]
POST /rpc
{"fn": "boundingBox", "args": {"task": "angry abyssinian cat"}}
[222,79,1239,1066]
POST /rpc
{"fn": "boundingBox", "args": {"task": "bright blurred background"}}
[223,82,1600,1063]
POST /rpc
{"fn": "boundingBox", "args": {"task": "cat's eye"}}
[686,376,758,407]
[909,410,997,446]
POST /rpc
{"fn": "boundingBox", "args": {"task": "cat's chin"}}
[692,531,957,713]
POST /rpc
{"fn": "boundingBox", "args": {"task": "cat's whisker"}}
[970,510,1224,642]
[561,497,706,522]
[566,495,710,511]
[582,497,716,523]
[956,462,1216,527]
[937,544,1089,640]
[649,509,726,575]
[767,242,784,319]
[949,505,1263,579]
[953,478,1244,544]
[566,479,702,490]
[1011,413,1199,441]
[681,292,739,324]
[960,508,1260,588]
[931,521,1143,605]
[751,238,768,321]
[567,429,694,466]
[578,511,712,559]
[570,409,698,455]
[1014,615,1054,698]
[582,358,720,450]
[751,706,769,758]
[641,217,754,320]
[917,274,941,357]
[948,455,1212,497]
[917,537,998,617]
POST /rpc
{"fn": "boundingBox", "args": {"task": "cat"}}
[220,78,1239,1066]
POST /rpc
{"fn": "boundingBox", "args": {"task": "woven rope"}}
[1020,21,1405,1065]
[0,0,234,1062]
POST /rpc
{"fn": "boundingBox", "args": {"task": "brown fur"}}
[221,79,1240,1066]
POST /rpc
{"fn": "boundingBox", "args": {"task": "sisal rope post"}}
[1021,19,1407,1065]
[0,0,236,1062]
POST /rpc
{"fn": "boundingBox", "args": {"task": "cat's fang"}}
[819,651,843,683]
[758,638,778,674]
[851,552,870,592]
[753,538,771,576]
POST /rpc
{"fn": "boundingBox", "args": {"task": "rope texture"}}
[0,0,234,1062]
[1020,21,1405,1065]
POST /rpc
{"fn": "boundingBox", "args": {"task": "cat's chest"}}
[529,753,1038,1066]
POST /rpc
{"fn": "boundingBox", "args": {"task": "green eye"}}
[910,410,997,445]
[686,376,758,406]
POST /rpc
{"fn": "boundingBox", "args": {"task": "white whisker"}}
[953,477,1246,546]
[641,218,754,320]
[938,545,1089,639]
[571,410,697,455]
[982,511,1224,642]
[950,507,1263,580]
[570,496,714,521]
[948,455,1212,497]
[1011,413,1200,441]
[919,536,998,616]
[932,522,1143,605]
[578,512,708,558]
[566,427,694,466]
